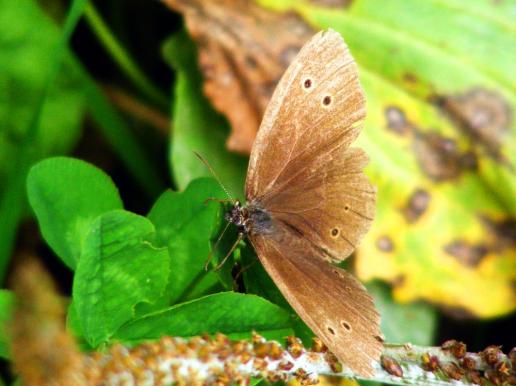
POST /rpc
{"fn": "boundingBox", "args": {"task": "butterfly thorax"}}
[225,200,273,236]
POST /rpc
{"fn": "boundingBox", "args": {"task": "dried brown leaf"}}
[163,0,314,153]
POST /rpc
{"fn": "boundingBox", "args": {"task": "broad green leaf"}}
[0,0,87,280]
[257,0,516,317]
[162,30,248,199]
[73,210,169,347]
[367,282,437,346]
[0,290,14,359]
[114,292,293,343]
[147,178,228,304]
[27,157,123,269]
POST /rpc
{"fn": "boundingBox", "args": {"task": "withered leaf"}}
[162,0,314,153]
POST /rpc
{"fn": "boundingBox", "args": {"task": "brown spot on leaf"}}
[392,275,406,288]
[308,0,353,7]
[385,106,411,135]
[163,0,315,154]
[480,215,516,251]
[402,188,431,223]
[403,72,418,84]
[444,240,488,267]
[439,88,511,162]
[376,235,394,252]
[413,130,478,181]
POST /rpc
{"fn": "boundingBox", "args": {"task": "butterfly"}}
[220,29,382,377]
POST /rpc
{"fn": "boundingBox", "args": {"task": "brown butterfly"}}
[222,29,382,377]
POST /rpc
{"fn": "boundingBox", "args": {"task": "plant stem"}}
[83,2,169,110]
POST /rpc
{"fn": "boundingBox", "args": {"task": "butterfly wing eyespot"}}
[327,326,336,335]
[303,78,313,89]
[341,320,352,332]
[322,95,332,106]
[245,29,374,261]
[331,228,340,238]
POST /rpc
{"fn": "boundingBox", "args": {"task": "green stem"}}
[83,3,169,110]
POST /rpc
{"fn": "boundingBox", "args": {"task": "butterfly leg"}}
[214,232,244,271]
[204,220,232,271]
[233,258,258,284]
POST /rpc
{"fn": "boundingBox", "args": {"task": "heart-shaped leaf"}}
[73,210,169,347]
[27,157,123,269]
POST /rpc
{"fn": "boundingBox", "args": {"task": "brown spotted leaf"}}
[258,0,516,318]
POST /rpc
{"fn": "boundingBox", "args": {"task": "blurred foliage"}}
[0,290,14,359]
[0,0,514,384]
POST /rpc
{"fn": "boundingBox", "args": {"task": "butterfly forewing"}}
[243,29,382,376]
[245,29,372,260]
[246,29,366,203]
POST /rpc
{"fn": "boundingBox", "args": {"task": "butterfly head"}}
[225,200,250,234]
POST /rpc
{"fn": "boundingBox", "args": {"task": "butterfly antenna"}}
[193,151,234,200]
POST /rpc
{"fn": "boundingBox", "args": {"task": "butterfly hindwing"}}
[251,228,382,377]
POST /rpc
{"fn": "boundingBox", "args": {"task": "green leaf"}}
[162,30,248,199]
[0,290,14,359]
[0,0,87,280]
[114,292,293,343]
[257,0,516,317]
[73,210,170,347]
[367,282,437,346]
[147,178,227,304]
[27,157,123,269]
